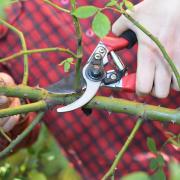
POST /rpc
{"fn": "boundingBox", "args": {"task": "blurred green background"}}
[0,124,82,180]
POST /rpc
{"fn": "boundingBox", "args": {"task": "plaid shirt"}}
[0,0,179,179]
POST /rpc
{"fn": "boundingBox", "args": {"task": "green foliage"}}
[156,154,164,167]
[121,171,150,180]
[0,0,20,19]
[149,154,164,170]
[59,57,74,72]
[70,0,76,8]
[72,6,98,19]
[28,170,47,180]
[117,2,124,10]
[92,12,111,38]
[73,5,111,38]
[105,0,134,10]
[146,137,166,180]
[28,124,69,176]
[106,0,118,7]
[0,0,10,19]
[147,137,157,153]
[149,155,164,171]
[163,132,180,148]
[169,161,180,180]
[58,168,81,180]
[0,124,81,180]
[116,162,179,180]
[0,163,11,179]
[151,168,166,180]
[149,158,158,170]
[124,0,134,10]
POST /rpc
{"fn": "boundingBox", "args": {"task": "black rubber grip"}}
[120,30,137,49]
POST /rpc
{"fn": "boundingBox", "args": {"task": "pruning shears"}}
[46,30,137,112]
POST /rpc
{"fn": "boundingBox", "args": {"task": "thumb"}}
[112,15,131,36]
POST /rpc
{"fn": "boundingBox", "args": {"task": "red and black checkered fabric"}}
[0,0,179,179]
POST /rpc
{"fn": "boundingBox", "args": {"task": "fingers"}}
[2,115,19,132]
[111,1,180,98]
[137,39,173,98]
[0,98,20,132]
[136,43,155,96]
[153,62,171,98]
[137,37,177,98]
[0,73,20,132]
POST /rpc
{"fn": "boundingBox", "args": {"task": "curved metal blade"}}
[57,65,101,112]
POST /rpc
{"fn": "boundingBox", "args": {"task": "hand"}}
[112,0,180,98]
[0,73,20,132]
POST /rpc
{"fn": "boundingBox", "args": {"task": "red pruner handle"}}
[101,30,137,51]
[121,73,136,92]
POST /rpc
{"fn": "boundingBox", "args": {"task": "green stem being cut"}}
[0,85,179,124]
